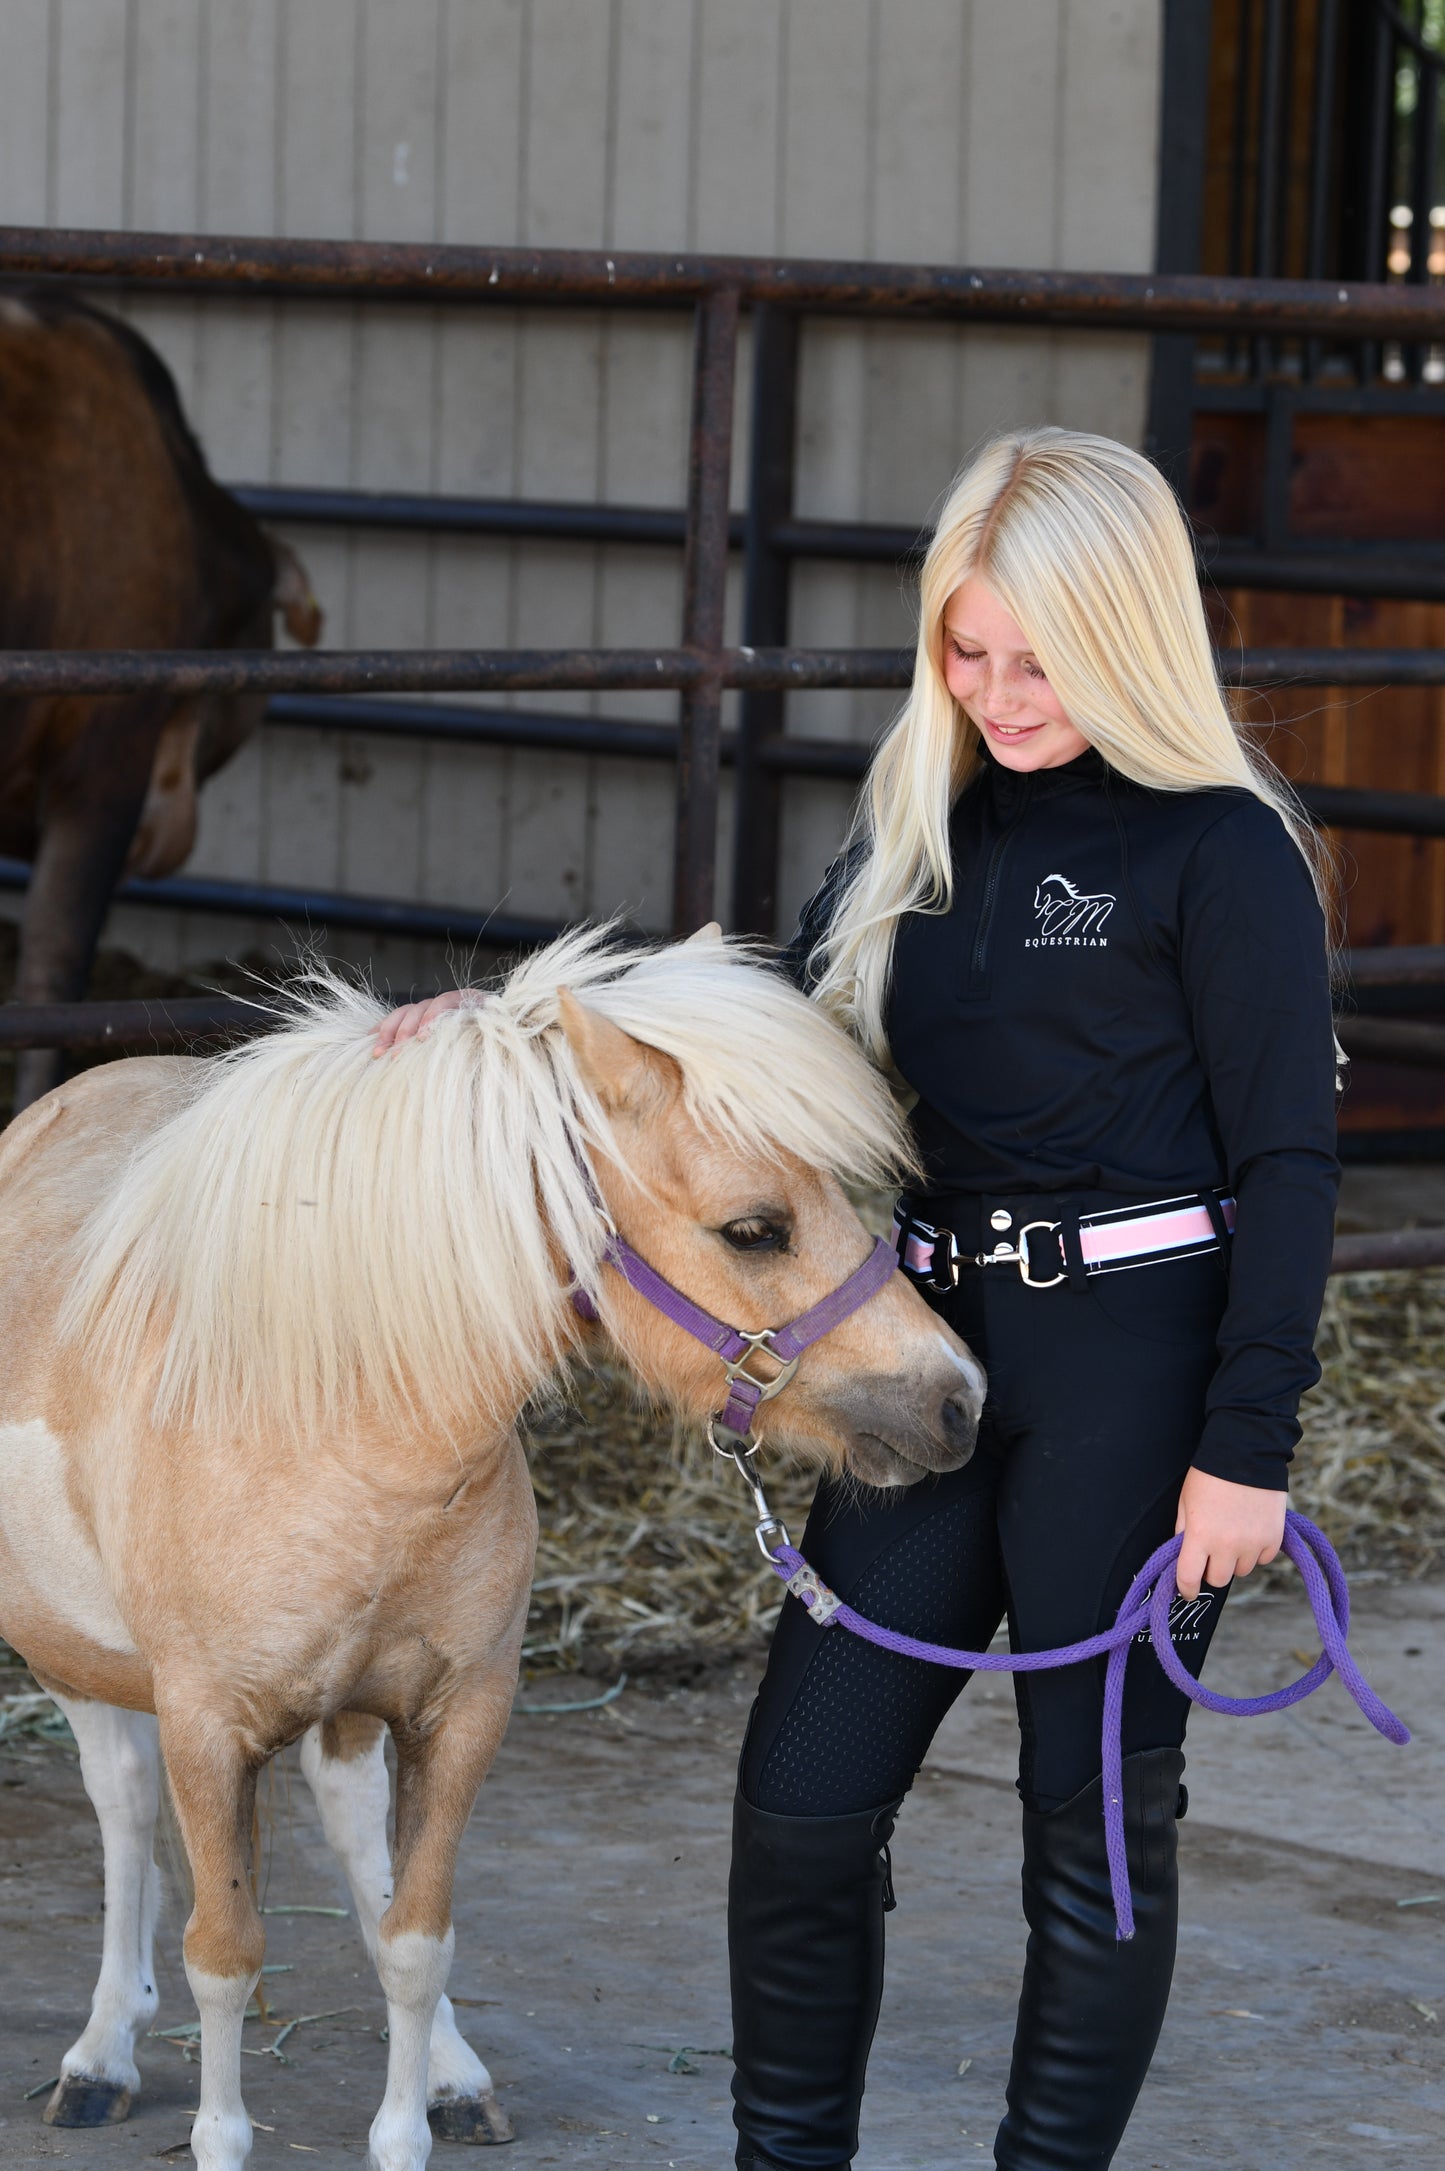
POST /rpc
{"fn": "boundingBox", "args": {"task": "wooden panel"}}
[358,0,440,244]
[778,0,871,257]
[1190,412,1266,537]
[439,0,524,242]
[129,1,203,230]
[612,0,695,251]
[1291,416,1445,542]
[869,0,967,263]
[0,1,50,223]
[1226,582,1445,1135]
[523,0,613,248]
[693,0,783,251]
[201,0,278,232]
[279,0,359,238]
[1057,0,1161,273]
[53,0,128,226]
[963,0,1063,266]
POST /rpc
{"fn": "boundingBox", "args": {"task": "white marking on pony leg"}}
[184,1968,256,2171]
[299,1727,494,2104]
[50,1698,161,2097]
[0,1420,136,1651]
[370,1929,453,2171]
[298,1723,391,1961]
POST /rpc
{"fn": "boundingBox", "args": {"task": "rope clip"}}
[710,1421,791,1559]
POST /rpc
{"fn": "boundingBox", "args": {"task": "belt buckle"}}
[1016,1220,1066,1289]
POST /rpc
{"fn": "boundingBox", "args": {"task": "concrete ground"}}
[1,1575,1443,2171]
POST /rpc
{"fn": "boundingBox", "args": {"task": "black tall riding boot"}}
[729,1787,900,2171]
[994,1748,1186,2171]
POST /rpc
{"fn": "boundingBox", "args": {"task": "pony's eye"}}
[720,1218,787,1253]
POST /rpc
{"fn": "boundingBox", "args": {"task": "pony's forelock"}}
[60,925,911,1446]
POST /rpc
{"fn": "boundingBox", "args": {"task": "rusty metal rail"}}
[0,997,264,1050]
[13,225,1445,338]
[9,643,1445,698]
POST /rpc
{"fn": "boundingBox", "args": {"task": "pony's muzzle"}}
[941,1379,984,1463]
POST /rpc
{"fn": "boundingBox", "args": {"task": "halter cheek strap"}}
[571,1233,899,1444]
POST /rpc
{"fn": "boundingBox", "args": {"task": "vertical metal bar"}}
[1147,0,1216,490]
[1304,0,1340,380]
[1253,0,1287,375]
[1227,0,1258,369]
[731,304,800,937]
[672,284,740,934]
[1359,13,1396,383]
[1275,0,1297,272]
[1408,53,1441,380]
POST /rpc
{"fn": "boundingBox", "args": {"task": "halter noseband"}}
[571,1232,899,1452]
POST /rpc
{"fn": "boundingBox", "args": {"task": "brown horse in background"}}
[0,289,322,1107]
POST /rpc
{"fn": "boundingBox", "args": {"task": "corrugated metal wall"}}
[0,0,1162,988]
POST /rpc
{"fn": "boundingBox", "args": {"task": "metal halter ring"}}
[722,1328,802,1403]
[975,1219,1067,1290]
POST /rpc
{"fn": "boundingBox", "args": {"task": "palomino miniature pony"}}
[0,926,983,2171]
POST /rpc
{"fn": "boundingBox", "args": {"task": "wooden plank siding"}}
[0,0,1162,989]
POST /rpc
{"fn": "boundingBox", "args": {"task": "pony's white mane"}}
[62,925,913,1445]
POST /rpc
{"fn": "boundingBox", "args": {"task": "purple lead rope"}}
[767,1508,1409,1940]
[568,1211,1408,1942]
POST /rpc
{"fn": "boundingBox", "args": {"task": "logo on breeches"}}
[1134,1591,1217,1647]
[1028,872,1116,947]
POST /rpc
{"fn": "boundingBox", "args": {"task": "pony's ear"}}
[555,988,679,1116]
[682,920,723,945]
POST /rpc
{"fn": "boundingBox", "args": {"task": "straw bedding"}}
[518,1266,1445,1676]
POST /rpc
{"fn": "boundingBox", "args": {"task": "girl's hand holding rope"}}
[1174,1466,1286,1599]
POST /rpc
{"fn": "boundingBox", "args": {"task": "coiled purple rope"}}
[768,1507,1409,1939]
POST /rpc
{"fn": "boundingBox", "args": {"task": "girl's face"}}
[941,576,1090,772]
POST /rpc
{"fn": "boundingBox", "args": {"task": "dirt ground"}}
[2,1575,1443,2171]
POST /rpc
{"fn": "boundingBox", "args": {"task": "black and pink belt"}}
[892,1189,1237,1294]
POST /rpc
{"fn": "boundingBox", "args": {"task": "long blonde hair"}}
[810,427,1326,1060]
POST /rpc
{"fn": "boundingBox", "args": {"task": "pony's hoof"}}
[428,2091,514,2145]
[43,2075,133,2128]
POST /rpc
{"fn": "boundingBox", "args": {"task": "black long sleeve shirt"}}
[785,747,1340,1491]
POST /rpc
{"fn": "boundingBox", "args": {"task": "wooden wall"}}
[0,0,1163,989]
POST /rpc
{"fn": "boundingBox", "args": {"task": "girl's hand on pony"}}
[370,988,479,1056]
[1174,1467,1286,1600]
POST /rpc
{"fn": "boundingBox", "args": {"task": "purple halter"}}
[572,1232,899,1445]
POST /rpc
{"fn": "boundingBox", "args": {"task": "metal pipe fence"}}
[4,224,1445,1261]
[9,225,1445,929]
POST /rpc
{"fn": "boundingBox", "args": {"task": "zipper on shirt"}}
[967,774,1031,988]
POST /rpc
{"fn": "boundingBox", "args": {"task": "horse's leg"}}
[298,1716,511,2145]
[42,1697,162,2128]
[13,764,152,1110]
[157,1708,264,2171]
[367,1678,516,2171]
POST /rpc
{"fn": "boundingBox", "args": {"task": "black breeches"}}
[741,1197,1233,1817]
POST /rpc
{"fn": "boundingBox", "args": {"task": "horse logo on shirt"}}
[1031,872,1116,944]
